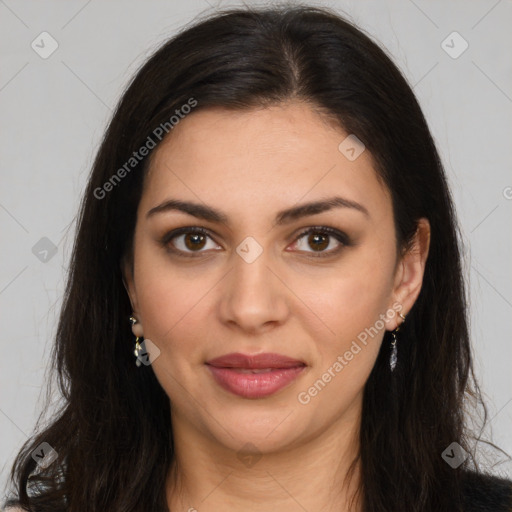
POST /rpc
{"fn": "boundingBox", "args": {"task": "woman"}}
[4,4,511,511]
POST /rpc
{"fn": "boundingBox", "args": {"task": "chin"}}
[206,407,305,453]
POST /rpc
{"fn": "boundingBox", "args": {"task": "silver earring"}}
[390,312,406,372]
[129,316,143,367]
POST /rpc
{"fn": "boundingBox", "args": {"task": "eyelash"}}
[160,226,351,259]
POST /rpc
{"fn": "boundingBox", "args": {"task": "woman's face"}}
[123,101,428,456]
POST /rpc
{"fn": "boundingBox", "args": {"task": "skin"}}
[122,101,430,512]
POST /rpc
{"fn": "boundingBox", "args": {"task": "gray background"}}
[1,0,511,500]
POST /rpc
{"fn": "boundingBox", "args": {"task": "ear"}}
[388,218,430,330]
[121,255,144,338]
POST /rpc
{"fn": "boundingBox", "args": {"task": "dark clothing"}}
[462,470,512,511]
[4,470,512,511]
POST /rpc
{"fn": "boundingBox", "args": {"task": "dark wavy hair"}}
[4,4,507,511]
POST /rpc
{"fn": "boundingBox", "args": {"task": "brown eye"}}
[291,227,350,257]
[183,232,207,251]
[162,227,221,256]
[306,232,329,252]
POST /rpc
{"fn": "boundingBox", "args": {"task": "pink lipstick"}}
[205,352,306,399]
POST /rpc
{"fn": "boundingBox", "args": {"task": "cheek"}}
[295,272,392,419]
[296,248,396,390]
[133,236,206,335]
[134,262,213,405]
[131,244,229,391]
[305,252,395,339]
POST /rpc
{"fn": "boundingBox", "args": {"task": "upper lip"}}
[206,352,306,369]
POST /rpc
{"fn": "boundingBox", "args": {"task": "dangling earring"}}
[129,315,143,367]
[390,312,406,372]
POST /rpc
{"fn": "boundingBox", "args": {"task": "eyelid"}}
[160,225,351,258]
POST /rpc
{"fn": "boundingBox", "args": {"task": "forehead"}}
[141,102,391,223]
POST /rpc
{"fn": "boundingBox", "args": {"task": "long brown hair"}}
[4,4,505,511]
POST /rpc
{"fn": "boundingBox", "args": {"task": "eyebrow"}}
[146,195,370,225]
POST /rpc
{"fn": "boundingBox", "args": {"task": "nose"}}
[218,242,290,334]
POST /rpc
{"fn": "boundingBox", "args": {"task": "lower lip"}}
[206,365,305,399]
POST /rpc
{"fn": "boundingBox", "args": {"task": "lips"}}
[205,352,306,399]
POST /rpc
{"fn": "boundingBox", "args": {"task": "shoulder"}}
[460,470,512,511]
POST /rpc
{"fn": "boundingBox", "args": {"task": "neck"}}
[166,406,363,512]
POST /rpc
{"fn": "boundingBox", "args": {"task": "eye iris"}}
[185,233,206,251]
[308,232,329,251]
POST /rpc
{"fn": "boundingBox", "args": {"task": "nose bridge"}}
[219,235,287,330]
[233,240,271,292]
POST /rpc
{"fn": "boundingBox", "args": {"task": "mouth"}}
[205,352,306,399]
